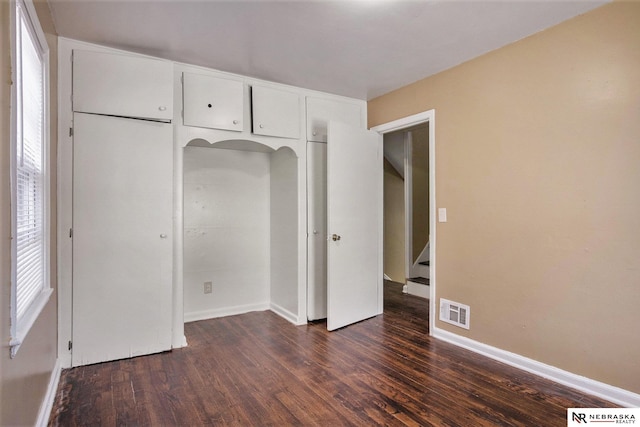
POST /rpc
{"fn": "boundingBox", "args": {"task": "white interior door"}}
[327,122,383,331]
[72,113,173,366]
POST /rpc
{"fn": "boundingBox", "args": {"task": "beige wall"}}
[0,1,58,424]
[369,2,640,394]
[411,124,429,264]
[384,159,405,282]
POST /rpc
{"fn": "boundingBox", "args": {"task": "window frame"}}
[9,0,52,358]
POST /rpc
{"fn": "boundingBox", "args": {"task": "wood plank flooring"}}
[49,281,616,426]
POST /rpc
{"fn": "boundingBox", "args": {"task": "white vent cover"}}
[439,298,470,330]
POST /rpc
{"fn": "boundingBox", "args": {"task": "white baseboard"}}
[184,302,270,323]
[406,281,429,299]
[270,302,305,325]
[432,327,640,408]
[36,358,62,427]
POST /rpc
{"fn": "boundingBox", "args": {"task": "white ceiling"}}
[47,0,608,100]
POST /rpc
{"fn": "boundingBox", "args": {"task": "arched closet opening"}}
[180,138,300,326]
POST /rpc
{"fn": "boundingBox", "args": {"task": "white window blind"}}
[10,0,51,357]
[16,12,45,320]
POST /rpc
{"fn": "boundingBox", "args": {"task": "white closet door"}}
[327,122,383,331]
[72,113,173,366]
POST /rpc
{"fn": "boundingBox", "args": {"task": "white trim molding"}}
[184,302,270,323]
[35,358,62,427]
[432,327,640,408]
[270,302,305,326]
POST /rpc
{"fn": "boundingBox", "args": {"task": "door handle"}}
[332,234,341,241]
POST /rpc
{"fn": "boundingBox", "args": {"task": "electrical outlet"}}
[203,281,212,294]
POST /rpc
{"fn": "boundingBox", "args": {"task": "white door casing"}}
[371,110,436,334]
[326,122,383,331]
[72,113,173,366]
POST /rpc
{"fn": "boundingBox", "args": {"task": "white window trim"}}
[9,0,52,358]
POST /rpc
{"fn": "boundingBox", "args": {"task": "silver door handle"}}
[332,234,341,241]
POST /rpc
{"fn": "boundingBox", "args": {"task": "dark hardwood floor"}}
[49,281,616,426]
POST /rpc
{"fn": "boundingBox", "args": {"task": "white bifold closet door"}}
[326,122,383,331]
[72,112,173,367]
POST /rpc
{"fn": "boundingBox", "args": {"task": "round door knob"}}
[332,234,341,241]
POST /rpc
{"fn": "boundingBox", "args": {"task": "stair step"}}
[408,277,430,286]
[419,261,430,266]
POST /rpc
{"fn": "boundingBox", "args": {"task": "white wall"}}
[183,146,271,320]
[269,148,299,319]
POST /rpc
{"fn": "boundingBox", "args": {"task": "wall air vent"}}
[439,298,470,330]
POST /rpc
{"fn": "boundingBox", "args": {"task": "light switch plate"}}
[438,208,447,223]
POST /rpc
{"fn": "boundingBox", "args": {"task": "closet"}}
[59,39,381,368]
[71,50,174,366]
[179,69,303,325]
[306,97,366,322]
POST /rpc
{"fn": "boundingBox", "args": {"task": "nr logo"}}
[572,412,587,423]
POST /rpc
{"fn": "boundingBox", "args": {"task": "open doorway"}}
[372,111,436,333]
[383,123,430,296]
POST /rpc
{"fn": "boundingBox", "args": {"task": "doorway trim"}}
[371,110,436,334]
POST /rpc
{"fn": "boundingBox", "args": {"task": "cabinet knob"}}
[160,234,167,239]
[332,234,341,241]
[233,120,239,125]
[158,106,167,111]
[259,124,264,129]
[207,104,212,108]
[312,131,317,136]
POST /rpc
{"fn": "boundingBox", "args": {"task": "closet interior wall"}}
[182,144,298,322]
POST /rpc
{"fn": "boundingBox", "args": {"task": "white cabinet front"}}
[252,85,301,139]
[306,97,363,142]
[183,72,244,132]
[73,50,173,121]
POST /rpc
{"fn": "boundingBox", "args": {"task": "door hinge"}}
[68,340,72,351]
[69,127,74,137]
[69,228,73,238]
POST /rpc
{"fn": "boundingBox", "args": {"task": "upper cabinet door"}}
[252,86,301,139]
[306,97,363,142]
[73,50,173,121]
[183,72,244,132]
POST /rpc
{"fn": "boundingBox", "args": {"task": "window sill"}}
[10,288,54,358]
